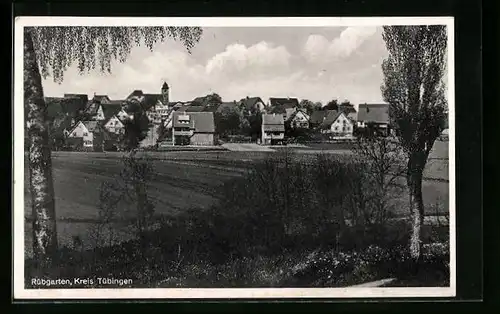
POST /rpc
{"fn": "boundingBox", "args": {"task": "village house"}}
[339,103,358,121]
[261,114,285,145]
[238,96,266,114]
[66,120,104,151]
[268,97,300,120]
[319,110,354,137]
[103,114,126,135]
[287,109,310,129]
[308,110,337,129]
[357,103,391,136]
[171,111,216,146]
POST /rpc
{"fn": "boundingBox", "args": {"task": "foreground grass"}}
[25,226,449,289]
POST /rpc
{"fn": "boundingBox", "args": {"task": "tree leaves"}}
[381,25,447,154]
[28,26,203,83]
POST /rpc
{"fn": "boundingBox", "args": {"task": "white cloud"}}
[205,41,291,77]
[303,26,378,63]
[41,29,386,106]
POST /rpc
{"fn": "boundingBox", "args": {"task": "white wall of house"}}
[325,113,354,136]
[255,101,265,111]
[95,105,105,121]
[117,109,129,121]
[291,111,310,128]
[191,133,215,146]
[104,116,125,134]
[261,125,285,144]
[68,122,93,147]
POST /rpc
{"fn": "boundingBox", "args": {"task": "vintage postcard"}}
[13,16,455,299]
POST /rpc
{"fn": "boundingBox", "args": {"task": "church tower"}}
[161,81,169,105]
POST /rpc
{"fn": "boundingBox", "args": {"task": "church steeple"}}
[161,81,169,105]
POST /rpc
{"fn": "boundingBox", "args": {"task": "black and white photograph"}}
[14,17,455,299]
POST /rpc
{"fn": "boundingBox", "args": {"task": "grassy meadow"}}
[23,141,449,257]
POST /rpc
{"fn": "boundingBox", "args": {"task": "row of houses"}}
[47,81,391,150]
[259,101,390,145]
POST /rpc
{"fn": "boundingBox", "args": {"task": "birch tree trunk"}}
[24,28,58,270]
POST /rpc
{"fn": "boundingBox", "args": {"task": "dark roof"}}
[173,111,215,133]
[320,110,342,128]
[288,109,310,122]
[84,102,100,115]
[60,97,87,117]
[269,97,299,109]
[64,94,89,103]
[126,90,144,99]
[339,104,357,114]
[357,103,389,124]
[238,97,265,111]
[101,104,123,120]
[309,110,329,125]
[262,114,285,132]
[108,100,125,106]
[142,94,162,110]
[92,95,111,103]
[162,82,169,90]
[178,105,204,112]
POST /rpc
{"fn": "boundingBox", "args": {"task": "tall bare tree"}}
[381,25,447,260]
[24,26,203,271]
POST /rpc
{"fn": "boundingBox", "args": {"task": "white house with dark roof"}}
[319,110,354,137]
[287,109,310,129]
[66,120,103,149]
[357,103,391,135]
[261,114,285,145]
[172,111,216,146]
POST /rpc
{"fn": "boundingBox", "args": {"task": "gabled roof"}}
[320,110,345,129]
[288,109,310,122]
[173,111,215,133]
[357,103,390,124]
[103,114,126,127]
[238,97,265,111]
[101,104,123,120]
[262,114,285,132]
[269,97,300,109]
[309,110,329,125]
[92,95,111,103]
[126,90,144,99]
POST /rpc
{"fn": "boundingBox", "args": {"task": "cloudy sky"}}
[42,26,390,105]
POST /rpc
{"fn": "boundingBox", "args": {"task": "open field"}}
[23,141,449,256]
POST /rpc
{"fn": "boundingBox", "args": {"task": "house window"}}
[342,126,346,132]
[83,132,88,136]
[334,127,338,131]
[273,132,281,135]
